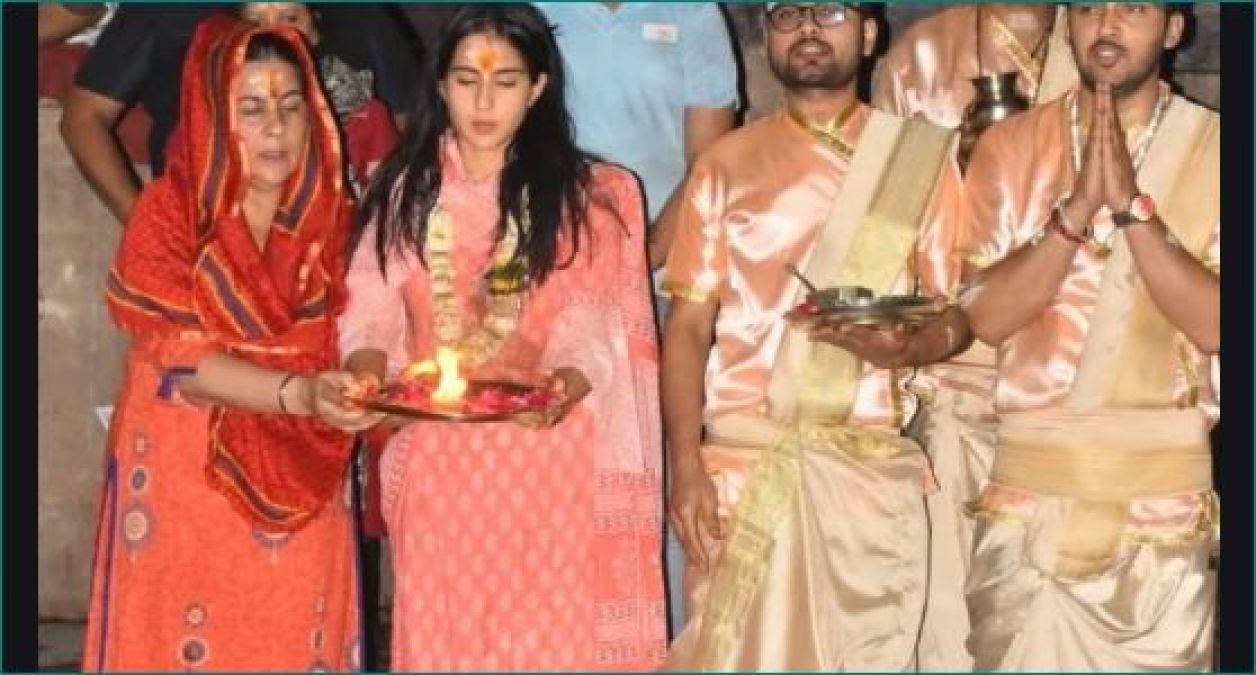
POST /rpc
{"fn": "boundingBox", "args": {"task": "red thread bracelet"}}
[1048,207,1088,245]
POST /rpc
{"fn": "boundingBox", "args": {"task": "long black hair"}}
[356,3,597,285]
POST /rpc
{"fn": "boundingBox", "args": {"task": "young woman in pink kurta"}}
[340,5,666,670]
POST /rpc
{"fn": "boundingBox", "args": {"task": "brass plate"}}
[790,295,944,327]
[360,379,548,423]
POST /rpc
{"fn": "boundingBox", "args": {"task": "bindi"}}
[265,66,286,98]
[471,42,501,74]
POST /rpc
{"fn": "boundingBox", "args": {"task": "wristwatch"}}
[1113,193,1156,228]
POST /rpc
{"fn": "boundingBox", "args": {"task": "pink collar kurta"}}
[962,92,1220,418]
[339,141,666,670]
[663,106,965,431]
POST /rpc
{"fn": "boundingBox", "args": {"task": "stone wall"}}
[38,104,128,619]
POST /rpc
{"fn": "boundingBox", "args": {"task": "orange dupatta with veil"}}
[104,16,354,532]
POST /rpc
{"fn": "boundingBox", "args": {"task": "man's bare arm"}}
[38,3,105,47]
[964,206,1084,345]
[662,297,723,571]
[1126,221,1220,354]
[60,85,142,223]
[663,298,715,468]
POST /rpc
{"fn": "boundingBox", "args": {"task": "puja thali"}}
[786,287,944,327]
[360,378,557,423]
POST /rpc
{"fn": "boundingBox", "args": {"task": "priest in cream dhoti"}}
[961,3,1218,669]
[872,7,1082,667]
[660,3,973,670]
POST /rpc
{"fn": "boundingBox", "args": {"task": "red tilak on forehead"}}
[472,43,501,73]
[266,65,285,97]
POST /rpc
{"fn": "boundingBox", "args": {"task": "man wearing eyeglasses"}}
[660,3,972,669]
[960,4,1217,669]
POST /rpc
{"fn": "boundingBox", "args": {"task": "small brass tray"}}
[359,380,549,423]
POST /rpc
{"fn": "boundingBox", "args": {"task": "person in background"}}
[872,3,1077,129]
[535,2,739,271]
[961,3,1218,669]
[60,4,230,222]
[38,2,148,165]
[341,5,666,669]
[61,2,417,224]
[242,2,419,134]
[534,0,739,637]
[240,2,401,193]
[82,18,375,671]
[869,8,1081,664]
[38,3,112,48]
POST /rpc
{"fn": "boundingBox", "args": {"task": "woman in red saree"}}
[342,5,666,670]
[83,17,375,672]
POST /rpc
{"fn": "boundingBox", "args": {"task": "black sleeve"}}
[319,4,420,114]
[73,5,156,105]
[399,4,462,54]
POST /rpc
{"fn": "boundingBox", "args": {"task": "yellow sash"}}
[996,411,1212,502]
[764,112,955,427]
[995,409,1214,579]
[1068,95,1220,411]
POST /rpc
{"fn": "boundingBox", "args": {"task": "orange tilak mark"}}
[472,43,501,73]
[266,66,285,98]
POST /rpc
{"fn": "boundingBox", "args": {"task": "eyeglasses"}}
[1071,3,1159,23]
[765,3,852,33]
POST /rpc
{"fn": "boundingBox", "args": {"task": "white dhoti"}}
[664,425,933,671]
[966,410,1218,671]
[913,366,998,671]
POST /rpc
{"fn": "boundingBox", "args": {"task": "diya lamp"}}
[383,344,559,421]
[403,346,468,408]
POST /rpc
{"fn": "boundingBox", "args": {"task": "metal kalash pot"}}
[957,71,1031,171]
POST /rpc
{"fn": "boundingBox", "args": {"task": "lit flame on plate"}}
[431,346,467,403]
[404,359,439,379]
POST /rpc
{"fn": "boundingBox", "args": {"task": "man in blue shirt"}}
[537,1,739,268]
[536,1,740,638]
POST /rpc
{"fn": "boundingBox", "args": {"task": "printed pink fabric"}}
[341,140,666,669]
